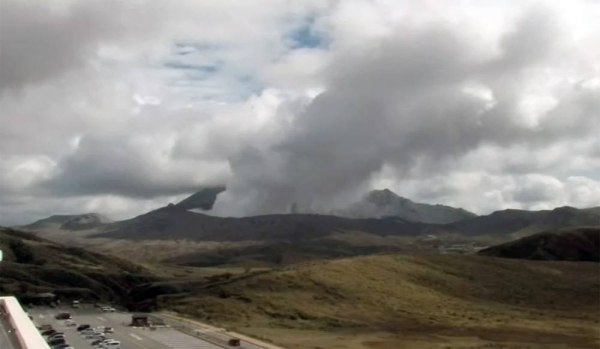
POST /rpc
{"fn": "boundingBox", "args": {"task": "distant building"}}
[131,313,165,327]
[23,292,57,305]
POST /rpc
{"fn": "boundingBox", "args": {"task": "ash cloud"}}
[213,9,600,216]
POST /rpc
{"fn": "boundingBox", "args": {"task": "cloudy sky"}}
[1,0,599,225]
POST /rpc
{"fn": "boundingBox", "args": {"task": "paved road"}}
[161,316,263,349]
[28,306,222,349]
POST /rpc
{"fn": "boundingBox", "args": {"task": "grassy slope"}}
[164,254,600,349]
[0,227,156,304]
[479,227,600,262]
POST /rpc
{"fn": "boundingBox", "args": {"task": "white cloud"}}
[0,0,599,225]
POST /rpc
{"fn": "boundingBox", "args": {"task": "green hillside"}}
[0,227,156,304]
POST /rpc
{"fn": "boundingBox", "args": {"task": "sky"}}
[1,0,599,225]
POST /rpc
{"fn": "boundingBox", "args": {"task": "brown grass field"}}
[163,254,600,349]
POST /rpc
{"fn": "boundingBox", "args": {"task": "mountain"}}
[447,206,600,237]
[478,227,600,262]
[175,186,226,211]
[0,227,155,303]
[174,187,475,224]
[339,188,477,223]
[94,204,430,242]
[22,213,113,231]
[86,203,600,266]
[21,200,599,266]
[138,253,600,349]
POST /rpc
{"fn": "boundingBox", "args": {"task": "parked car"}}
[41,329,57,336]
[104,327,114,333]
[100,340,121,348]
[48,338,66,346]
[54,312,71,320]
[101,306,116,312]
[94,339,115,346]
[52,344,72,349]
[47,333,65,339]
[228,338,241,346]
[81,328,99,334]
[81,329,97,336]
[47,335,65,343]
[77,324,91,331]
[38,324,53,331]
[86,332,105,339]
[91,339,104,345]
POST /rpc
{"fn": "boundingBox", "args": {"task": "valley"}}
[7,190,600,348]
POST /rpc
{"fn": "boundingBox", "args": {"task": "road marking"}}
[130,333,143,340]
[96,316,107,321]
[38,314,44,318]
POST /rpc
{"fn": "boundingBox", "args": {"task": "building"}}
[131,313,166,327]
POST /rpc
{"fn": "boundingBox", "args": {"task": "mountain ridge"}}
[478,226,600,262]
[175,186,226,211]
[337,188,478,224]
[21,212,113,231]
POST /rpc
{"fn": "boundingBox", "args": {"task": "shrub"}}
[9,239,36,264]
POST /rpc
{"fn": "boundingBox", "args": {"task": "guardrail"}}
[0,296,50,349]
[172,325,233,348]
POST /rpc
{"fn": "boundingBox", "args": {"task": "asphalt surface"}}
[28,306,223,349]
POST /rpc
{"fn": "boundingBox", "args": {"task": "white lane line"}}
[96,316,107,321]
[129,333,143,340]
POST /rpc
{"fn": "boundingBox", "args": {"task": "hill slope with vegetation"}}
[142,253,600,349]
[478,227,600,262]
[0,227,156,304]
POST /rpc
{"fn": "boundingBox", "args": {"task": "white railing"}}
[0,296,50,349]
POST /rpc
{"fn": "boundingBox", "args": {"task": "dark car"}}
[48,338,66,346]
[47,332,64,340]
[77,324,91,331]
[52,344,72,349]
[228,338,241,346]
[41,329,57,336]
[54,312,71,320]
[91,339,104,345]
[38,324,53,331]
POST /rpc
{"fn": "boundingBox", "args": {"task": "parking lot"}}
[28,306,223,349]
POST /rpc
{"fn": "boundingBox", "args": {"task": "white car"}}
[96,339,115,346]
[100,340,121,348]
[85,331,105,339]
[101,306,116,312]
